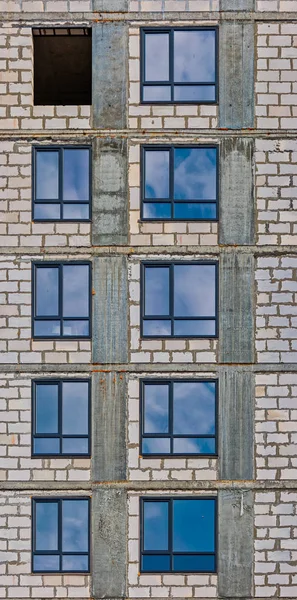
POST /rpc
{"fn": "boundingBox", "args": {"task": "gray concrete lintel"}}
[220,0,255,9]
[93,0,128,10]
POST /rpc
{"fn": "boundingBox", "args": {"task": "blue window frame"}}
[141,497,217,573]
[141,262,218,338]
[32,498,90,573]
[142,146,218,221]
[141,380,217,456]
[32,379,91,457]
[32,262,91,339]
[33,146,91,222]
[141,28,218,104]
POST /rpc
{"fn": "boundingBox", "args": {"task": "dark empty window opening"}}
[33,28,92,106]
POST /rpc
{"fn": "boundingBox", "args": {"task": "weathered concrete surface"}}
[91,488,127,598]
[219,138,254,245]
[219,22,254,128]
[219,253,255,363]
[93,0,128,10]
[218,489,254,598]
[92,372,127,482]
[92,23,128,129]
[92,256,128,364]
[219,368,254,480]
[92,137,128,246]
[220,0,254,9]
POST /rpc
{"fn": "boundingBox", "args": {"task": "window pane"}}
[143,320,171,337]
[174,203,217,220]
[144,384,169,433]
[36,150,59,200]
[63,204,89,220]
[173,85,216,102]
[63,149,89,202]
[173,382,216,435]
[62,382,89,435]
[35,383,58,434]
[35,267,59,317]
[62,438,89,454]
[145,150,170,199]
[142,437,171,454]
[173,30,216,83]
[173,554,215,572]
[174,148,217,201]
[173,438,216,454]
[143,501,168,551]
[35,502,58,551]
[62,320,89,337]
[173,499,215,553]
[62,555,89,572]
[174,320,216,337]
[143,203,172,220]
[62,500,89,553]
[34,204,61,220]
[34,320,61,337]
[63,265,89,318]
[144,267,170,316]
[142,555,170,572]
[145,33,169,81]
[174,264,216,317]
[143,86,171,102]
[33,555,60,572]
[34,438,60,455]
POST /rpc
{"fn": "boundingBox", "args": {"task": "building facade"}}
[0,0,297,599]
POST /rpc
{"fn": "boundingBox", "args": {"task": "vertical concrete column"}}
[219,138,255,245]
[219,22,254,128]
[91,488,127,599]
[92,255,128,364]
[92,22,128,129]
[92,371,127,481]
[219,252,255,364]
[93,0,128,10]
[219,368,254,480]
[220,0,255,9]
[92,137,128,246]
[218,489,254,598]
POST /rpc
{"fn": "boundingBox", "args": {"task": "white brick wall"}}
[0,491,90,599]
[0,1,92,10]
[128,26,218,130]
[257,1,297,10]
[128,258,218,364]
[128,492,218,599]
[255,492,297,598]
[129,0,220,11]
[256,373,297,480]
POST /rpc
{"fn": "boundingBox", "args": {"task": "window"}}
[32,379,90,456]
[141,28,217,104]
[141,262,218,338]
[141,498,216,573]
[33,146,91,222]
[32,498,90,573]
[141,380,217,456]
[32,262,91,339]
[142,146,218,220]
[33,28,92,106]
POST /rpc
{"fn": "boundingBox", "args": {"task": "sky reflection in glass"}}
[35,384,58,434]
[63,149,89,201]
[36,151,59,200]
[143,501,168,551]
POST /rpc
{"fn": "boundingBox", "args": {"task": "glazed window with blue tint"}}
[141,498,216,573]
[32,380,90,457]
[141,28,217,104]
[33,146,91,221]
[141,380,217,456]
[32,498,90,573]
[142,262,217,338]
[142,146,218,221]
[33,262,91,339]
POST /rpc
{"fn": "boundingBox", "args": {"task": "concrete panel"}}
[219,23,254,129]
[91,488,127,599]
[218,489,253,598]
[219,138,255,245]
[92,23,128,129]
[93,0,128,10]
[219,368,254,480]
[92,138,128,246]
[219,253,254,364]
[93,256,128,364]
[92,372,127,482]
[220,0,254,9]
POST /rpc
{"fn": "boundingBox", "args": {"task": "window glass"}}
[62,382,89,435]
[174,264,216,317]
[62,500,89,553]
[173,499,215,553]
[143,501,168,551]
[145,33,169,81]
[35,267,59,317]
[35,384,58,434]
[145,150,170,199]
[173,382,216,435]
[35,502,58,551]
[173,30,216,83]
[174,148,217,201]
[36,151,59,200]
[63,265,89,318]
[143,384,169,434]
[63,149,89,202]
[144,267,170,316]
